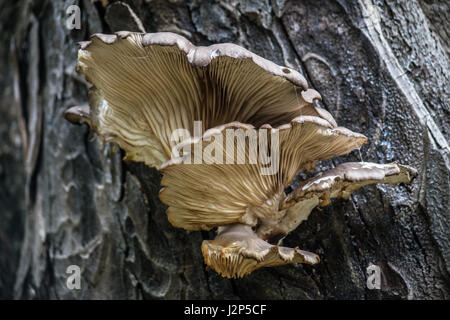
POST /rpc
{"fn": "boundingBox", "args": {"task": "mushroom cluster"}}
[66,32,417,278]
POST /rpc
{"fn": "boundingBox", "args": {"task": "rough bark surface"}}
[0,0,448,299]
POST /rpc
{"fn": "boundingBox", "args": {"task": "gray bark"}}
[0,0,448,299]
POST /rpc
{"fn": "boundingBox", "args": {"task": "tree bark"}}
[0,0,448,299]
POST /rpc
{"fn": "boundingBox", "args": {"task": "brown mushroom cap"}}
[159,116,367,231]
[67,32,336,168]
[201,223,320,279]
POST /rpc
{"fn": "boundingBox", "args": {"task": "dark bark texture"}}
[0,0,448,299]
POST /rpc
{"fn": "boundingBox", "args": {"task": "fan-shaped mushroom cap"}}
[159,116,367,231]
[66,32,335,168]
[201,224,320,278]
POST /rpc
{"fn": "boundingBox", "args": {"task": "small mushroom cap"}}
[284,161,418,205]
[201,224,319,278]
[254,162,418,241]
[72,31,336,168]
[64,105,92,126]
[159,116,367,231]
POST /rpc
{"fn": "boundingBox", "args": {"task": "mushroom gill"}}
[65,32,418,279]
[159,116,368,231]
[66,32,334,168]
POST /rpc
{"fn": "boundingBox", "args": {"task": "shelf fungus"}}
[65,32,417,278]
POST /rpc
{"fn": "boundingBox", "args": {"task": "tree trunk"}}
[0,0,448,299]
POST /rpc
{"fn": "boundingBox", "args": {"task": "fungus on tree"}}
[65,32,334,168]
[65,32,417,278]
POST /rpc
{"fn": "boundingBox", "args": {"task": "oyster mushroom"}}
[65,32,417,278]
[160,118,417,278]
[65,32,334,168]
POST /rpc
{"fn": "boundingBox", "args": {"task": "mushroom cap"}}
[159,116,367,231]
[201,224,320,278]
[285,161,418,204]
[256,162,418,241]
[68,31,336,168]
